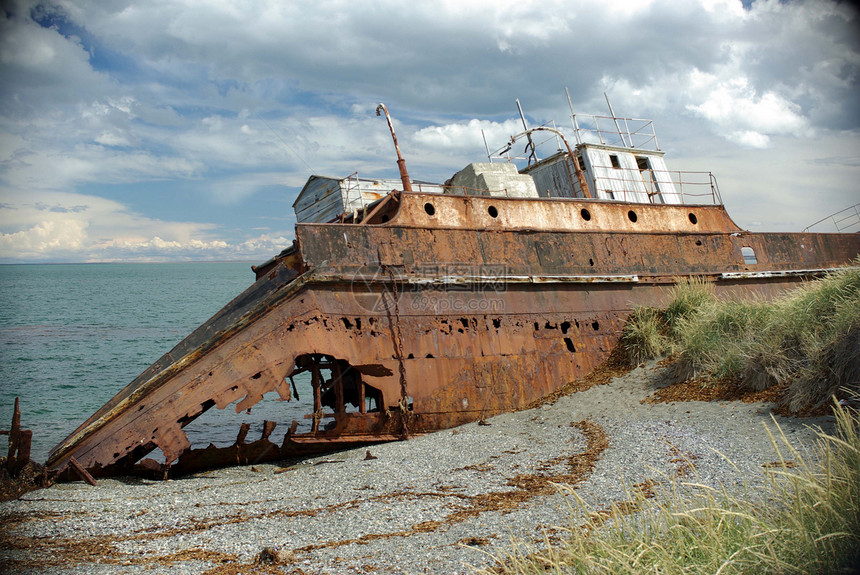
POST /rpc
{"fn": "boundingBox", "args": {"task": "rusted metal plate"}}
[386,192,742,233]
[44,192,860,480]
[298,223,858,279]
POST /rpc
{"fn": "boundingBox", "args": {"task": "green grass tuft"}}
[621,262,860,411]
[619,306,668,366]
[664,276,717,337]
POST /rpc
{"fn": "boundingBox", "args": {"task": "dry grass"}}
[478,403,860,575]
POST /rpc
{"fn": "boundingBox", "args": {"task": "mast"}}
[566,87,583,146]
[516,98,538,165]
[604,92,631,148]
[376,103,412,192]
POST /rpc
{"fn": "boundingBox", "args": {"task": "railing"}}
[485,121,563,164]
[588,165,722,205]
[803,203,860,233]
[342,172,365,211]
[411,182,447,194]
[571,114,660,151]
[406,175,721,204]
[439,185,512,197]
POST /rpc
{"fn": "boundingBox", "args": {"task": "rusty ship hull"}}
[44,190,860,479]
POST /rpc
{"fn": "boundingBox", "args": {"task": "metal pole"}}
[512,126,591,199]
[376,103,413,192]
[566,87,582,146]
[516,98,537,165]
[604,93,629,147]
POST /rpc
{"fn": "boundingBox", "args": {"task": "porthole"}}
[488,205,498,218]
[627,210,638,223]
[380,214,390,223]
[688,213,698,225]
[580,208,591,221]
[424,202,435,216]
[588,258,594,267]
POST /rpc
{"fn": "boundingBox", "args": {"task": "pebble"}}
[0,361,833,574]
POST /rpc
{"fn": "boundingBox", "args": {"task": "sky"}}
[1,0,858,263]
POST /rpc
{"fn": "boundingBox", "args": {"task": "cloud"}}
[86,232,294,263]
[94,131,132,147]
[0,0,858,261]
[1,1,114,116]
[686,76,811,148]
[34,202,88,213]
[0,190,293,262]
[413,119,523,153]
[207,172,297,205]
[0,218,89,258]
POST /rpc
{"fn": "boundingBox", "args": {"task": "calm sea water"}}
[0,263,314,464]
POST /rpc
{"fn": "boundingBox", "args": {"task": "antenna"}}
[565,87,575,117]
[604,92,630,148]
[565,87,583,146]
[551,120,562,150]
[515,98,538,165]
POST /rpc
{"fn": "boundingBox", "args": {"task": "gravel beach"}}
[0,360,834,575]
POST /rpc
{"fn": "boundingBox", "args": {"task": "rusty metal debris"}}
[39,104,860,483]
[1,398,51,500]
[67,457,97,486]
[4,398,30,476]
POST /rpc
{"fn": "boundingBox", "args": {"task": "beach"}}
[0,359,834,575]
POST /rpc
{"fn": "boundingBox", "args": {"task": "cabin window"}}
[609,154,621,169]
[637,156,658,202]
[488,205,498,218]
[688,213,698,225]
[580,208,591,221]
[741,246,757,265]
[424,202,436,216]
[627,210,638,223]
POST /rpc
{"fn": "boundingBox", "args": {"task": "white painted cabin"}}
[521,144,682,204]
[293,174,445,223]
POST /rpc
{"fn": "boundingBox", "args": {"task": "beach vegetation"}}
[477,403,860,574]
[620,262,860,412]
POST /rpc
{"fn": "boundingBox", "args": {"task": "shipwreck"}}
[45,101,860,481]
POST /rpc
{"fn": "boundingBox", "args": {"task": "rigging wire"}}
[254,112,316,174]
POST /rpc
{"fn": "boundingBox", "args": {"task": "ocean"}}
[0,262,314,464]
